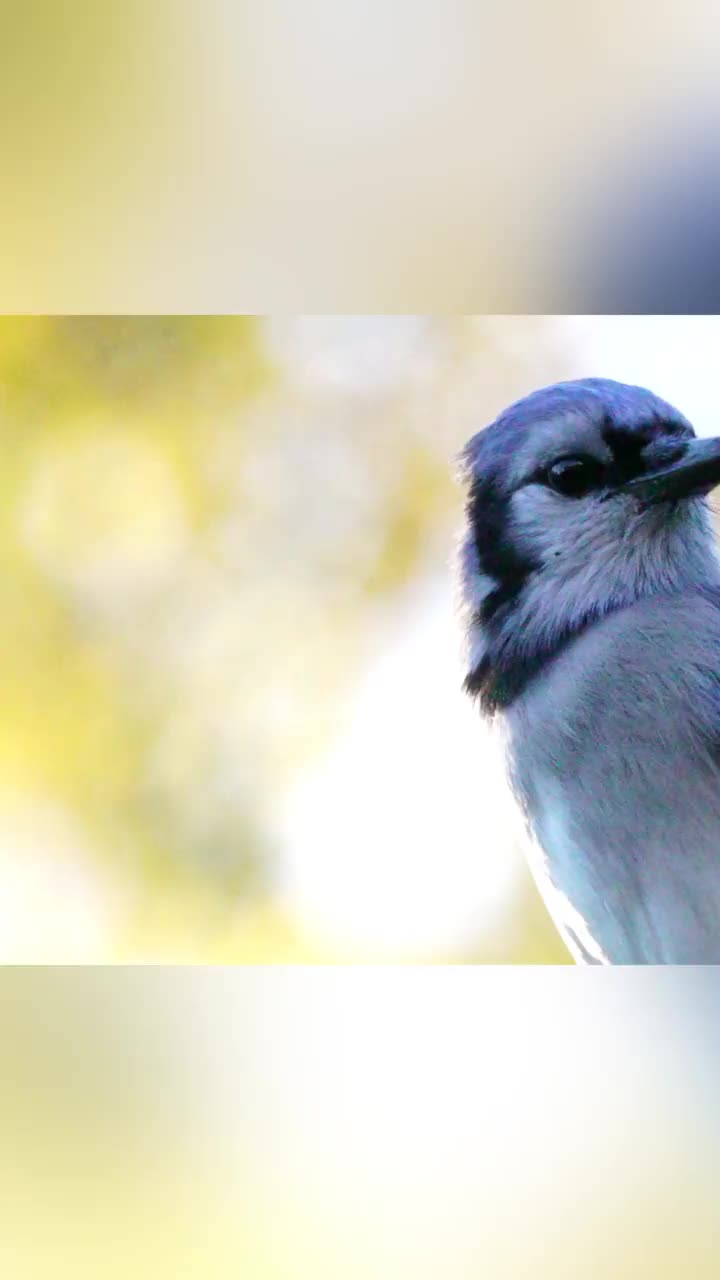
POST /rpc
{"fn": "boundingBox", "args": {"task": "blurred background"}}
[5,0,720,311]
[4,314,720,962]
[2,967,720,1279]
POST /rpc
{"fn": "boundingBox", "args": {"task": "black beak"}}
[613,437,720,504]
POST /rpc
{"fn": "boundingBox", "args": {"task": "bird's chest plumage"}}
[499,597,720,963]
[502,697,623,963]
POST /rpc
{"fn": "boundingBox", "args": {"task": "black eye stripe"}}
[602,421,692,485]
[533,428,692,498]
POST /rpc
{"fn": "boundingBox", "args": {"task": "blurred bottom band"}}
[1,967,718,1280]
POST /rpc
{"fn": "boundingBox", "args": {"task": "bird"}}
[457,376,720,964]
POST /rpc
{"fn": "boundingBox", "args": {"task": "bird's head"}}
[458,377,720,714]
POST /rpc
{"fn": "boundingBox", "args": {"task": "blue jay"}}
[458,377,720,963]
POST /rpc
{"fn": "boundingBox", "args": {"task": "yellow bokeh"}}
[0,315,571,961]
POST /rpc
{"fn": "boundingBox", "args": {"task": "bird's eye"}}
[544,457,604,498]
